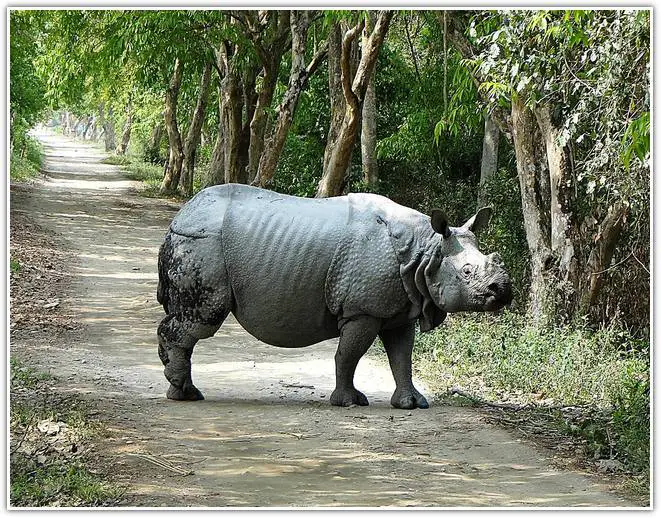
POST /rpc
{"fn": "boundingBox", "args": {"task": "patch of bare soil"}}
[8,129,642,508]
[10,199,79,337]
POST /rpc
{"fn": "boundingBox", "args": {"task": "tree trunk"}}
[160,57,185,194]
[206,86,225,187]
[245,11,290,184]
[144,119,164,164]
[240,65,260,184]
[361,11,378,188]
[218,45,244,184]
[580,203,628,314]
[83,115,95,140]
[179,62,213,197]
[321,21,350,178]
[535,106,578,288]
[316,10,394,198]
[511,96,553,323]
[115,101,133,155]
[477,114,500,206]
[254,12,328,188]
[102,106,116,152]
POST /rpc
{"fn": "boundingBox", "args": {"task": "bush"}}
[412,312,649,475]
[10,136,42,183]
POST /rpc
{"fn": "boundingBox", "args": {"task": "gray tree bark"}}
[361,11,378,188]
[160,57,185,194]
[115,101,133,155]
[179,62,213,197]
[103,106,116,152]
[253,11,328,188]
[144,118,164,163]
[511,96,553,323]
[216,43,244,184]
[316,10,394,198]
[245,10,291,184]
[477,114,500,206]
[206,85,225,188]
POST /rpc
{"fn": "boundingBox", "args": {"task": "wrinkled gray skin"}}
[157,184,512,409]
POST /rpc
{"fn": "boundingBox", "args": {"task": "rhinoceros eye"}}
[461,264,473,277]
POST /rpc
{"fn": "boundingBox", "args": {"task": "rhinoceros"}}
[157,184,512,409]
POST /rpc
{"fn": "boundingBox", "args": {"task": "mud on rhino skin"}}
[157,184,512,409]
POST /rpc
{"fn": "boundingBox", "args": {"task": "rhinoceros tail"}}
[157,234,172,312]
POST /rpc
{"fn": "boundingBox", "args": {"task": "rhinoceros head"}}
[426,207,513,313]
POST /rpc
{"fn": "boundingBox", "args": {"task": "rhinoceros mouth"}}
[483,295,507,311]
[482,282,513,311]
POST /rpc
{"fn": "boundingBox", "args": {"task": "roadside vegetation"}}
[10,8,650,503]
[9,207,122,507]
[10,359,123,507]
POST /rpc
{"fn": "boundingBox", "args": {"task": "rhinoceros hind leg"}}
[158,314,225,401]
[379,323,430,410]
[330,316,380,407]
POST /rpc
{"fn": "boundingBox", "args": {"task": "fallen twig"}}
[127,452,193,476]
[279,382,315,389]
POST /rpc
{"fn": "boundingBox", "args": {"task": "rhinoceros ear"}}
[462,207,492,234]
[430,209,451,238]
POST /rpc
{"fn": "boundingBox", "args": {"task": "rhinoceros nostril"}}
[487,283,500,296]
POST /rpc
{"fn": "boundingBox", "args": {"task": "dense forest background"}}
[10,9,650,489]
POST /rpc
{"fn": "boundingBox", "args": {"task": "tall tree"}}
[477,114,500,205]
[115,97,133,155]
[160,57,185,194]
[236,10,291,184]
[179,61,213,196]
[360,11,378,187]
[448,10,650,324]
[253,11,328,188]
[316,10,394,198]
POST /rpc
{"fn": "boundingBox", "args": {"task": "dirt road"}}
[9,130,636,507]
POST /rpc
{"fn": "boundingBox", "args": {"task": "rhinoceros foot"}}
[330,387,369,407]
[167,383,205,401]
[391,387,429,409]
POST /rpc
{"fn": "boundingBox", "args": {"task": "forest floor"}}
[8,129,641,508]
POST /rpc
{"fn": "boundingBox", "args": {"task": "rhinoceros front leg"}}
[379,323,429,409]
[157,315,222,401]
[330,316,381,407]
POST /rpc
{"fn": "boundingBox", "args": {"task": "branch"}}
[352,10,395,101]
[306,39,328,77]
[340,20,364,110]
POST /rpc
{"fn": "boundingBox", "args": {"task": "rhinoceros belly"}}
[222,194,346,347]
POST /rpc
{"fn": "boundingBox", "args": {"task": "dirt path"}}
[10,130,635,508]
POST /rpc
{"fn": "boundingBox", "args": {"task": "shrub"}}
[412,312,649,475]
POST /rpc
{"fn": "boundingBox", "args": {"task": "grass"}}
[101,153,165,197]
[387,311,650,491]
[10,463,122,507]
[10,258,21,273]
[10,137,43,183]
[10,358,122,507]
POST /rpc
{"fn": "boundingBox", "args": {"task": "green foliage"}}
[10,11,48,148]
[412,312,649,475]
[608,361,650,470]
[10,137,43,183]
[11,463,122,507]
[10,259,21,273]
